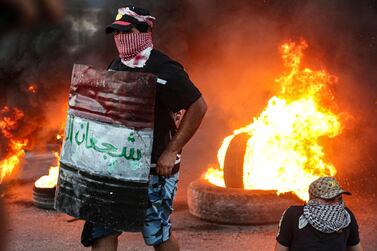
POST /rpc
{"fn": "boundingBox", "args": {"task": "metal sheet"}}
[55,64,156,231]
[61,113,153,183]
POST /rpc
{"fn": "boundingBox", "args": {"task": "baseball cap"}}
[105,6,156,34]
[309,176,351,200]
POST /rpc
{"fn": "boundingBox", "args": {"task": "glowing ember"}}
[35,152,60,189]
[56,122,65,141]
[0,107,28,183]
[27,83,38,94]
[205,40,342,201]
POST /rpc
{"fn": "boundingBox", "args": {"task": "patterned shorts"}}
[81,172,179,247]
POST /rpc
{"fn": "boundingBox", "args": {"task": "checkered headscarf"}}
[299,199,351,233]
[114,32,153,67]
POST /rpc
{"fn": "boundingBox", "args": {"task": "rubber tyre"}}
[187,179,302,225]
[223,133,250,188]
[32,185,56,210]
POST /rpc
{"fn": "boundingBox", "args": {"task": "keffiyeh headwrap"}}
[117,7,156,28]
[114,32,153,68]
[299,199,351,233]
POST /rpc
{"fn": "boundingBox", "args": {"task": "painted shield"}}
[55,64,156,231]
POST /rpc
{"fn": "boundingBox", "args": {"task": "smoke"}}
[176,0,377,195]
[0,0,376,194]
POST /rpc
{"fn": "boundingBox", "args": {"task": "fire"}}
[0,107,29,183]
[34,122,65,188]
[0,139,28,183]
[205,40,342,201]
[35,152,60,188]
[0,106,24,138]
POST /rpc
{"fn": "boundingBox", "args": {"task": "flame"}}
[56,122,65,141]
[0,106,24,138]
[35,121,65,188]
[205,40,342,201]
[0,139,28,183]
[34,152,60,188]
[0,107,28,183]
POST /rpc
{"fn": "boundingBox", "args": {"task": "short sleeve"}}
[156,63,202,113]
[347,209,360,246]
[276,207,294,247]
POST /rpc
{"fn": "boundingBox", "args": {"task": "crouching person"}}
[275,177,363,251]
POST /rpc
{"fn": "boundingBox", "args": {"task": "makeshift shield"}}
[55,64,156,232]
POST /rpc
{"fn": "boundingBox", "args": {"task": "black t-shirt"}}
[108,50,202,173]
[276,206,360,251]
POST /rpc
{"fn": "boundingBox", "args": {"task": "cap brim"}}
[327,190,352,199]
[105,22,134,34]
[341,190,352,196]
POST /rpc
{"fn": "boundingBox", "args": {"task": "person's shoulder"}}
[149,49,185,71]
[108,58,123,71]
[284,205,304,218]
[345,207,358,221]
[345,206,354,213]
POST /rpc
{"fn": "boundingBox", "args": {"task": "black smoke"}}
[0,0,376,195]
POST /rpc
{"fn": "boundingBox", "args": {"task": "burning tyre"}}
[33,154,60,210]
[187,179,301,225]
[32,185,56,210]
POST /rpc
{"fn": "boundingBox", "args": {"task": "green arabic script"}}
[65,116,143,162]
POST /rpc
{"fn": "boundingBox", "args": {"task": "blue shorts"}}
[81,172,179,247]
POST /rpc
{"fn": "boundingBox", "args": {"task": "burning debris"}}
[32,120,65,210]
[0,106,29,183]
[34,121,65,190]
[204,40,344,201]
[34,152,60,189]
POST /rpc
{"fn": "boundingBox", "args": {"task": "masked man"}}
[275,177,363,251]
[80,6,207,251]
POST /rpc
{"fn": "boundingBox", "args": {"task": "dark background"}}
[0,0,376,197]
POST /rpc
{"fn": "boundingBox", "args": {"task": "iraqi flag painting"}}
[55,64,157,232]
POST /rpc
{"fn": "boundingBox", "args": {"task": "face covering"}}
[298,199,351,233]
[114,32,153,65]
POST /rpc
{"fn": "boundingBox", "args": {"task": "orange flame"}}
[0,139,29,183]
[0,107,24,138]
[34,152,60,188]
[205,40,342,201]
[34,121,65,188]
[0,107,28,183]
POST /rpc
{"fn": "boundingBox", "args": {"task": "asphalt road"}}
[2,153,376,251]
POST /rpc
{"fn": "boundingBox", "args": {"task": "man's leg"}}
[81,221,121,250]
[153,233,179,251]
[92,234,118,251]
[143,173,180,251]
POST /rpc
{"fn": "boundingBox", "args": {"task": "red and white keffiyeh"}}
[114,32,153,68]
[118,7,156,28]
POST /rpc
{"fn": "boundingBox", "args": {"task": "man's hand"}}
[156,149,178,177]
[156,97,207,177]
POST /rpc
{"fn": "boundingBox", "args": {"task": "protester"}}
[80,5,207,251]
[275,176,363,251]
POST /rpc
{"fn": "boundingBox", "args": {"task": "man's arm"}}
[347,243,363,251]
[156,97,207,177]
[274,242,289,251]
